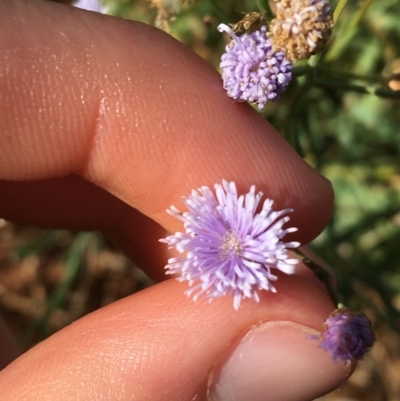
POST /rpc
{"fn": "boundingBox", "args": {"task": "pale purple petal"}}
[73,0,103,13]
[160,180,300,309]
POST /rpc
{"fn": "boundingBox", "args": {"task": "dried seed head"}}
[269,0,333,61]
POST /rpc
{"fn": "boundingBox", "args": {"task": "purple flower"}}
[73,0,104,13]
[218,24,292,110]
[310,307,375,362]
[160,180,300,309]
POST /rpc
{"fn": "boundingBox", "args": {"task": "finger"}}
[0,176,169,282]
[0,271,353,401]
[0,0,333,246]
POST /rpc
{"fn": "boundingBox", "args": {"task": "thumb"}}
[0,266,352,401]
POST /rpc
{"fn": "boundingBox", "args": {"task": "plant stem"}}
[333,0,349,24]
[327,0,376,62]
[348,0,376,30]
[294,66,398,100]
[315,79,400,100]
[294,248,339,306]
[292,65,308,78]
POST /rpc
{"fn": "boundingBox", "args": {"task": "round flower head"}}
[160,180,300,310]
[269,0,333,61]
[310,306,375,362]
[218,24,292,110]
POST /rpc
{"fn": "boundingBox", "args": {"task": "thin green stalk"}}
[292,65,308,78]
[18,232,93,344]
[48,233,93,312]
[315,67,382,83]
[315,79,400,100]
[308,53,322,68]
[294,249,340,306]
[305,65,395,98]
[348,0,376,30]
[333,0,350,24]
[326,0,377,62]
[283,72,313,156]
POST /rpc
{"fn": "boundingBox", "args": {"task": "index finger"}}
[0,0,332,242]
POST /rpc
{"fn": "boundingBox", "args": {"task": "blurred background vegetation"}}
[1,0,400,399]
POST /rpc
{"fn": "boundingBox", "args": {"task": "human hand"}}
[0,1,353,400]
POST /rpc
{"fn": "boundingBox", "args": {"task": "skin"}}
[0,1,350,400]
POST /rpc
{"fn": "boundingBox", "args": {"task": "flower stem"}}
[348,0,376,31]
[293,66,399,100]
[327,0,377,62]
[292,65,308,78]
[294,248,339,306]
[333,0,350,24]
[315,79,400,100]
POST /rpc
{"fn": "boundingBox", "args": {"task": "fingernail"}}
[207,321,352,401]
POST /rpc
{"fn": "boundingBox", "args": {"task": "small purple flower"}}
[218,24,292,110]
[73,0,104,13]
[160,180,300,309]
[311,306,375,362]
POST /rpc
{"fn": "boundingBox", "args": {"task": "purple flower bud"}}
[310,306,375,362]
[218,24,292,110]
[160,180,300,309]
